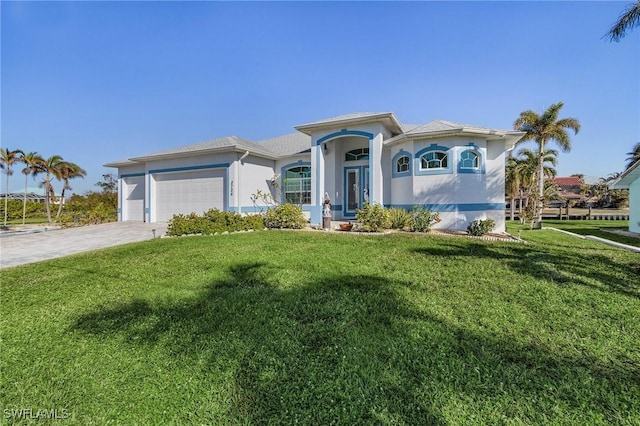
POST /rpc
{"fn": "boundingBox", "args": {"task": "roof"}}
[611,160,640,189]
[555,176,584,188]
[257,132,311,156]
[129,136,277,161]
[295,112,403,136]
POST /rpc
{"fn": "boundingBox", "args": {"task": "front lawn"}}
[539,219,639,248]
[1,230,639,424]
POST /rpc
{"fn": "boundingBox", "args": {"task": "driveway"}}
[0,222,167,269]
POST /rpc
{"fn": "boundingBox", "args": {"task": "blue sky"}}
[2,1,638,194]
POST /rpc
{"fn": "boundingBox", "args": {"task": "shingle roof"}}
[297,112,393,128]
[404,120,500,135]
[555,176,584,188]
[257,132,311,156]
[130,136,276,160]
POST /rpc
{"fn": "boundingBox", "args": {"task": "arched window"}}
[420,151,448,170]
[283,166,311,204]
[396,156,410,173]
[345,148,369,161]
[459,150,479,169]
[457,144,485,174]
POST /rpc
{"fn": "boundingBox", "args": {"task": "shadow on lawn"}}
[413,239,640,299]
[71,262,639,423]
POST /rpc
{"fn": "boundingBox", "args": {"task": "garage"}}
[153,168,226,222]
[123,176,145,221]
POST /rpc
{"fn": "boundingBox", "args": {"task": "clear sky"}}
[2,1,638,194]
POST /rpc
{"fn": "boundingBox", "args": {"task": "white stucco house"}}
[611,160,640,234]
[105,112,525,232]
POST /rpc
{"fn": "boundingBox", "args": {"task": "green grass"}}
[1,230,639,424]
[537,219,639,248]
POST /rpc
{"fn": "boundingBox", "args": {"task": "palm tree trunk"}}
[44,178,52,223]
[3,174,9,226]
[22,173,28,225]
[535,143,545,229]
[56,187,66,219]
[509,196,515,221]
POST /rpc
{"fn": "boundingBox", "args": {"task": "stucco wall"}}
[630,178,640,234]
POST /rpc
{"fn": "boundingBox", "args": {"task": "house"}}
[554,176,584,204]
[611,160,640,234]
[104,112,525,232]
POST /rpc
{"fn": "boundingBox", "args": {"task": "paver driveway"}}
[0,222,167,269]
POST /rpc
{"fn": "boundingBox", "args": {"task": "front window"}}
[396,155,410,173]
[460,150,479,169]
[420,151,448,169]
[345,148,369,161]
[283,166,311,204]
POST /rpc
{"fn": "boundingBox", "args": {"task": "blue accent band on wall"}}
[120,172,145,178]
[316,129,374,145]
[229,205,313,214]
[388,203,506,211]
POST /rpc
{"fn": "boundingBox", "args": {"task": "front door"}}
[344,166,369,217]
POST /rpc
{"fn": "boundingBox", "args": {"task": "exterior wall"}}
[117,164,146,221]
[386,137,507,232]
[630,178,640,234]
[234,155,276,214]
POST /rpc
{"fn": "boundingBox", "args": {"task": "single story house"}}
[611,160,640,234]
[105,112,525,232]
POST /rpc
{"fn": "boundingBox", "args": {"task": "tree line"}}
[0,149,86,225]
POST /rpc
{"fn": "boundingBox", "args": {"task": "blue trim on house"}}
[316,129,374,145]
[414,144,453,176]
[280,161,312,205]
[229,205,313,214]
[388,203,506,212]
[457,143,485,174]
[368,138,374,204]
[343,166,370,218]
[391,149,412,178]
[120,172,146,178]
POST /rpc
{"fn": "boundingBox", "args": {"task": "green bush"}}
[388,208,412,230]
[356,202,390,232]
[0,199,47,221]
[264,203,306,229]
[167,209,265,236]
[467,218,496,236]
[59,202,117,228]
[410,206,440,233]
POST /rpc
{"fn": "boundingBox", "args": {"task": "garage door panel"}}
[154,169,225,221]
[123,176,144,221]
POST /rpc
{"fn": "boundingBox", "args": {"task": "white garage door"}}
[154,169,225,222]
[123,176,145,221]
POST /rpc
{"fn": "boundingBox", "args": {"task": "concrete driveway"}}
[0,222,167,269]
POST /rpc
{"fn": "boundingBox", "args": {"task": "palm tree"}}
[605,0,640,42]
[514,102,580,228]
[505,157,521,221]
[513,148,558,226]
[1,148,25,226]
[19,152,45,225]
[55,162,87,219]
[625,142,640,170]
[41,155,65,223]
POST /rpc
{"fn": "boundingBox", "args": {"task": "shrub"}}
[410,206,440,232]
[58,202,116,228]
[166,209,265,236]
[356,202,390,232]
[467,218,496,236]
[388,208,412,230]
[264,203,306,229]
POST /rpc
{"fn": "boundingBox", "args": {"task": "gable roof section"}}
[294,112,404,136]
[611,160,640,189]
[555,176,584,189]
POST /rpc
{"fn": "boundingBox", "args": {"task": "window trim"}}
[280,161,312,205]
[414,144,453,175]
[391,149,412,178]
[345,148,370,162]
[457,143,485,174]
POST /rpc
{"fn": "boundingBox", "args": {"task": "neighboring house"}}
[554,176,585,204]
[105,112,524,232]
[611,160,640,234]
[1,187,47,203]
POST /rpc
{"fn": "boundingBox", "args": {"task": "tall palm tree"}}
[605,0,640,42]
[20,152,45,225]
[514,102,580,228]
[41,155,65,223]
[625,142,640,170]
[55,161,87,219]
[505,157,521,221]
[1,148,25,226]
